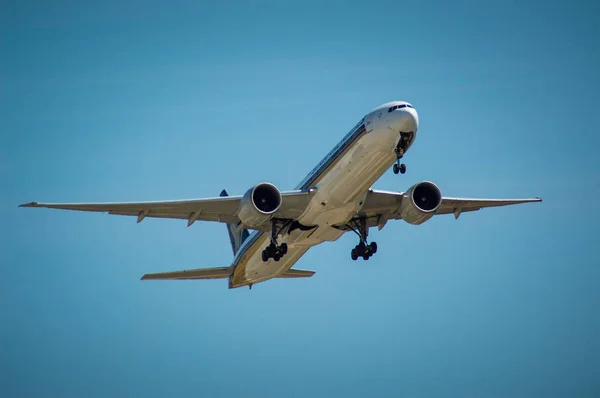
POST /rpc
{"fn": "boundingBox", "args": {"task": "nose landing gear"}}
[347,217,377,261]
[392,132,413,175]
[393,162,406,175]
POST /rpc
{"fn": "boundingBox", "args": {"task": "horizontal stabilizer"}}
[275,269,315,278]
[141,266,232,280]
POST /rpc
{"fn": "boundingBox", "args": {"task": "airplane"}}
[20,101,542,289]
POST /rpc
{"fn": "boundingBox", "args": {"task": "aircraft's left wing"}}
[434,196,543,218]
[354,189,542,229]
[19,190,314,230]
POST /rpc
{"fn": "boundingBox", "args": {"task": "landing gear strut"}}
[261,220,289,262]
[347,217,377,261]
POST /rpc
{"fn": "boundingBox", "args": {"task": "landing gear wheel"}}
[393,164,400,174]
[399,164,406,174]
[280,243,288,255]
[369,241,378,254]
[261,250,268,262]
[356,243,366,257]
[273,252,281,262]
[362,251,370,260]
[351,248,358,261]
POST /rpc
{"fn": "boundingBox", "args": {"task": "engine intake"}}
[400,181,442,225]
[238,182,282,228]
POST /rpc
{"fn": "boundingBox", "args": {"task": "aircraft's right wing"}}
[19,189,315,231]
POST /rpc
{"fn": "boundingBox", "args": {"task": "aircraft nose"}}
[389,106,419,133]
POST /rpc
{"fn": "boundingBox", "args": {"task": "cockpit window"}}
[388,104,413,112]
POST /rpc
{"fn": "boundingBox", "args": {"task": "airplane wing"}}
[434,196,543,218]
[141,266,232,280]
[19,190,314,230]
[355,189,542,229]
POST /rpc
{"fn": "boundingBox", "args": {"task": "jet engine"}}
[400,181,442,225]
[237,182,282,228]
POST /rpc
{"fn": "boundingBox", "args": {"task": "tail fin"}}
[220,189,250,254]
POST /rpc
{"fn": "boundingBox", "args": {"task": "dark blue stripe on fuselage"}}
[295,119,366,190]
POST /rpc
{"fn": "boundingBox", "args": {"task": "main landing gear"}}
[261,220,289,262]
[261,242,288,262]
[347,217,377,261]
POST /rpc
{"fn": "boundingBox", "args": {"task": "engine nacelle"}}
[237,182,282,228]
[400,181,442,225]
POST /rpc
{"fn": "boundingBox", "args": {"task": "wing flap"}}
[141,267,232,280]
[106,210,238,224]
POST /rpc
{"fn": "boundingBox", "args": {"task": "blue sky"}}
[2,1,599,397]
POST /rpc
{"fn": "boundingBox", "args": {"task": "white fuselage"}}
[230,101,419,288]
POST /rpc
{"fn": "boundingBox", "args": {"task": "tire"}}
[280,243,288,255]
[362,252,370,260]
[357,242,366,256]
[273,252,281,262]
[369,242,378,254]
[261,250,268,262]
[399,164,406,174]
[351,248,358,261]
[393,164,399,174]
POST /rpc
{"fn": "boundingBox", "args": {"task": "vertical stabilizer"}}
[220,189,250,254]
